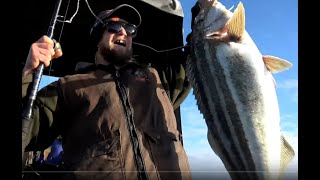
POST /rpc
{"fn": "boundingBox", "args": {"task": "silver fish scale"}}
[186,37,262,180]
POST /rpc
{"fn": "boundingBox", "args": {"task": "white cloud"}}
[291,90,298,103]
[276,79,298,89]
[183,137,232,180]
[280,116,298,132]
[183,126,207,140]
[276,79,298,103]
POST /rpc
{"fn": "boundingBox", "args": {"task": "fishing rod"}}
[22,0,63,158]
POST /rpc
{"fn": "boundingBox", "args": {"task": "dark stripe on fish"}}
[187,36,260,179]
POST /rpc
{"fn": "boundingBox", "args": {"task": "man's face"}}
[97,20,134,65]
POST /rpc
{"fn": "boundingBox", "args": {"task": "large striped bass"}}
[186,0,295,179]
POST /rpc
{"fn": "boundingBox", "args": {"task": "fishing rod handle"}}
[22,63,44,119]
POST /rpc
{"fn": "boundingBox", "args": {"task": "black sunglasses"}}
[104,21,138,37]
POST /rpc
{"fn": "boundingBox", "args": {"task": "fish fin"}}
[279,135,295,178]
[225,2,245,39]
[262,55,293,73]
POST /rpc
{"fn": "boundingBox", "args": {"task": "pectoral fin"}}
[262,55,293,73]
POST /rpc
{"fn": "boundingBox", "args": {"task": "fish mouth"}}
[194,0,217,27]
[194,1,231,35]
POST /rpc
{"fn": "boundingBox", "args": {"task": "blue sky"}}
[38,0,297,179]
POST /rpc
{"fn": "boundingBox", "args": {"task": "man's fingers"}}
[53,49,63,58]
[52,39,63,58]
[31,37,63,68]
[40,35,53,44]
[38,54,51,67]
[53,40,61,51]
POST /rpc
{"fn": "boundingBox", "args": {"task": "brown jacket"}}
[22,62,192,180]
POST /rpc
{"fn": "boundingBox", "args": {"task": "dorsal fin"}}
[262,55,293,73]
[225,2,245,39]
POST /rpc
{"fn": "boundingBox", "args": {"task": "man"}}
[22,4,192,180]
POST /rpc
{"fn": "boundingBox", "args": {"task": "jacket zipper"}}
[113,70,149,180]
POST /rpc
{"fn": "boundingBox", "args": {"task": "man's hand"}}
[22,35,63,77]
